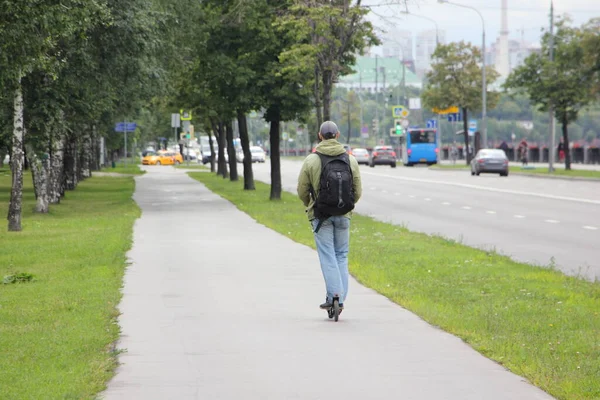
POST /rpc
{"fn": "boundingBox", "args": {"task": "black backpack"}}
[313,152,355,219]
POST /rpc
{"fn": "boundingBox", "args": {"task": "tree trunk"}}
[48,132,66,204]
[314,66,323,129]
[562,118,571,170]
[8,80,24,232]
[207,129,216,173]
[237,109,255,190]
[63,134,78,190]
[25,143,49,213]
[0,150,5,168]
[81,129,92,179]
[215,121,228,178]
[462,107,471,165]
[322,68,333,121]
[269,118,282,200]
[226,121,238,181]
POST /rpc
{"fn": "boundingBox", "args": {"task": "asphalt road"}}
[251,160,600,281]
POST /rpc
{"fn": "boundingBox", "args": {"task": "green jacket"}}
[297,139,362,220]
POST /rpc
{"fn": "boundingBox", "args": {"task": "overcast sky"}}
[365,0,599,51]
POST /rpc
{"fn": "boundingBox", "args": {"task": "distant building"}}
[336,56,422,92]
[415,29,446,78]
[381,29,414,62]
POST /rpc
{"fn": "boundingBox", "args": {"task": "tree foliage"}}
[504,18,595,169]
[422,41,499,163]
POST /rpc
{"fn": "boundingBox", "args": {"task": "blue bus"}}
[402,128,438,166]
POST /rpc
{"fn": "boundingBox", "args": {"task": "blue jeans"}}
[311,216,350,304]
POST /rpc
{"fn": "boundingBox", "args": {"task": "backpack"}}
[313,152,355,219]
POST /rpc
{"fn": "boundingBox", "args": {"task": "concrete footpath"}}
[102,167,553,400]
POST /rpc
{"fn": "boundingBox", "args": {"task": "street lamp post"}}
[438,0,487,149]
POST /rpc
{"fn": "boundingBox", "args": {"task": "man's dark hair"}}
[319,121,339,139]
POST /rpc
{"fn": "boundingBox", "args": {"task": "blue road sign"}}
[114,122,137,132]
[447,113,462,122]
[468,119,477,135]
[426,119,437,129]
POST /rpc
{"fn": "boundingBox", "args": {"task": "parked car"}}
[470,149,509,176]
[369,146,397,168]
[352,148,370,165]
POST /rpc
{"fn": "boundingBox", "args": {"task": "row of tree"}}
[172,0,377,198]
[0,0,183,231]
[1,0,379,231]
[421,16,600,168]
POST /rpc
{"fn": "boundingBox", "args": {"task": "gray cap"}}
[319,121,339,139]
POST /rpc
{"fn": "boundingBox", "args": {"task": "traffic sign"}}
[282,131,288,140]
[180,109,192,121]
[409,98,421,110]
[433,106,459,115]
[114,122,137,132]
[426,119,437,129]
[401,119,410,128]
[468,119,477,136]
[447,113,462,122]
[392,105,410,119]
[171,113,180,128]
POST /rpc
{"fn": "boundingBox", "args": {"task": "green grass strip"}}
[100,161,145,175]
[0,167,140,399]
[189,171,600,400]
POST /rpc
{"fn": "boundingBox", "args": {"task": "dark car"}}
[470,149,509,177]
[370,145,397,168]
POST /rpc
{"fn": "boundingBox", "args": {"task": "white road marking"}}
[395,193,401,196]
[409,195,416,198]
[370,187,377,191]
[583,226,598,231]
[462,206,472,210]
[424,198,432,201]
[545,219,560,224]
[486,211,497,214]
[361,171,600,205]
[442,202,451,206]
[382,190,388,193]
[514,215,526,219]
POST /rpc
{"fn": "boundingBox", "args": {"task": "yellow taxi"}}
[158,150,183,164]
[142,151,180,166]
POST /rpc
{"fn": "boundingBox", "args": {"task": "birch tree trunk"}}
[63,134,78,190]
[48,132,65,204]
[8,79,24,232]
[81,129,92,179]
[25,143,49,213]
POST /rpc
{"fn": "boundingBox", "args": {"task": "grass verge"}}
[175,164,209,170]
[189,171,600,400]
[431,164,600,179]
[100,161,145,175]
[0,166,140,399]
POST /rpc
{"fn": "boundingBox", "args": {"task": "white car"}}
[352,148,370,165]
[237,146,266,163]
[250,146,266,163]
